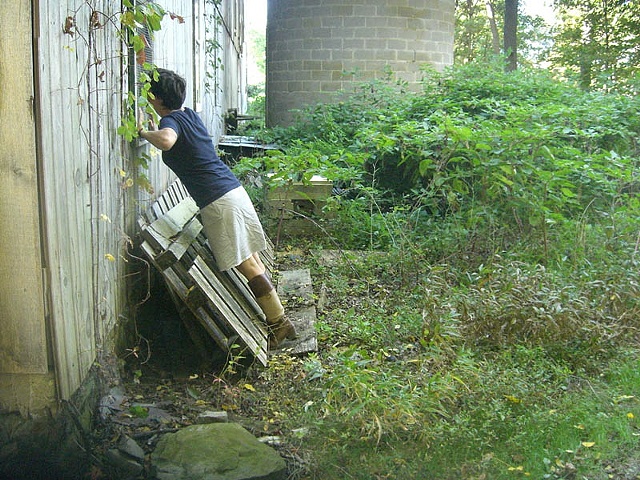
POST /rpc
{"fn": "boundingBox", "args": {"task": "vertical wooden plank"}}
[89,0,128,347]
[38,0,97,399]
[0,0,48,375]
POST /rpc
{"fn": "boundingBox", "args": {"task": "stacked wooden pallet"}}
[138,180,271,366]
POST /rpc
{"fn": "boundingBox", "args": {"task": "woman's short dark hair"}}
[149,68,187,110]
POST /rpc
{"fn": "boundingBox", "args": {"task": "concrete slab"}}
[277,268,314,304]
[270,306,318,355]
[274,269,318,355]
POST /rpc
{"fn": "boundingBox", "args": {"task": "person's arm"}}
[137,110,178,151]
[139,127,178,151]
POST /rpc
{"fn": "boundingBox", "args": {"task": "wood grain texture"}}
[0,0,48,376]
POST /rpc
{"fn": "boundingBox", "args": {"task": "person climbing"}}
[137,68,296,348]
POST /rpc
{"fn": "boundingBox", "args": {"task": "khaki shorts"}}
[200,186,267,271]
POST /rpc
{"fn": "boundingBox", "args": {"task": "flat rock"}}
[150,423,286,480]
[277,269,314,304]
[196,410,229,424]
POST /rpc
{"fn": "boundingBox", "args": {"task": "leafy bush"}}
[245,62,640,266]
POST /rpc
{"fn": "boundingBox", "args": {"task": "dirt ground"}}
[90,254,310,479]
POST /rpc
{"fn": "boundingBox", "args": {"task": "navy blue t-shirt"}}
[159,108,240,208]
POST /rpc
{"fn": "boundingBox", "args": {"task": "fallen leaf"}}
[186,386,199,399]
[169,12,185,23]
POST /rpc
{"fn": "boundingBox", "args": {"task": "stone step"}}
[273,269,318,355]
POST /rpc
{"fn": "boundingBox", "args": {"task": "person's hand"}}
[137,108,147,135]
[137,108,157,136]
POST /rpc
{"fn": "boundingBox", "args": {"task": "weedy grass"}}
[248,241,640,479]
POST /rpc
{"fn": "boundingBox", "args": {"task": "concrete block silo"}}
[266,0,455,126]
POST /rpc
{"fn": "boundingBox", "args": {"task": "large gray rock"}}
[150,423,287,480]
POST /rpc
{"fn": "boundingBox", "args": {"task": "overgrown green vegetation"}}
[230,62,640,479]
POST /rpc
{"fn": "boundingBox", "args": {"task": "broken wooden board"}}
[153,216,203,270]
[141,198,199,251]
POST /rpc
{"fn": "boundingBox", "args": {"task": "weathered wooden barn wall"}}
[0,0,55,413]
[200,0,248,139]
[266,0,455,126]
[0,0,245,413]
[218,0,248,133]
[35,0,127,402]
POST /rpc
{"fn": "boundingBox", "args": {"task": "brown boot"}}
[248,274,297,348]
[267,316,297,349]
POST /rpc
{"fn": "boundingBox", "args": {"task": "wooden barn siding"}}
[223,0,246,115]
[201,0,225,139]
[0,0,244,409]
[0,1,48,377]
[36,0,126,400]
[208,0,246,139]
[87,0,129,351]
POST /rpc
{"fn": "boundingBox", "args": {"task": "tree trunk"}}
[504,0,518,71]
[486,1,501,55]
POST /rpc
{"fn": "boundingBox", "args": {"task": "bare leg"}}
[235,253,266,282]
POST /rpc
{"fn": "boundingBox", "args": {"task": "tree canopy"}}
[454,0,640,92]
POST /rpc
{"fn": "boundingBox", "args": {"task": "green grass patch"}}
[278,345,639,479]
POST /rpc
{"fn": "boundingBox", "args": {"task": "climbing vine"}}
[117,0,184,142]
[61,0,184,156]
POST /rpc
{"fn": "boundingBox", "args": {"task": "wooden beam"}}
[0,0,48,377]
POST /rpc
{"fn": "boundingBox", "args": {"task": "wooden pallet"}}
[138,180,270,366]
[138,179,318,365]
